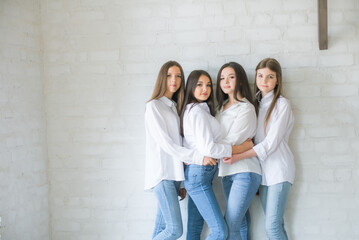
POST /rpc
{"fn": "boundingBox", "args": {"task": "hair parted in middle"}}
[254,57,283,133]
[148,60,185,114]
[216,62,254,110]
[179,70,215,136]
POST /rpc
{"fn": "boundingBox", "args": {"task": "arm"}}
[145,102,203,165]
[190,108,232,159]
[252,99,293,161]
[222,104,257,154]
[223,149,257,165]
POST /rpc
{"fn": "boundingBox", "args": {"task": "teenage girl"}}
[216,62,262,240]
[179,70,253,240]
[223,58,295,240]
[145,61,215,239]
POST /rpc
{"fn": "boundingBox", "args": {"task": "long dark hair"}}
[216,62,254,110]
[180,70,215,136]
[254,58,282,133]
[148,61,185,114]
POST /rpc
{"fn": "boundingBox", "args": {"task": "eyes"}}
[220,75,236,81]
[257,73,275,79]
[196,83,212,87]
[167,74,182,78]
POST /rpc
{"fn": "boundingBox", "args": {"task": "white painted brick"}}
[321,85,358,97]
[318,169,335,181]
[279,54,317,68]
[334,169,352,181]
[175,31,207,44]
[254,13,272,25]
[217,42,250,55]
[175,4,204,17]
[318,54,354,67]
[283,0,315,11]
[307,126,356,138]
[205,2,224,15]
[0,1,350,240]
[247,0,282,13]
[286,25,317,40]
[153,6,171,18]
[246,27,281,41]
[208,30,225,42]
[182,44,216,59]
[329,0,355,9]
[89,50,119,62]
[173,17,201,31]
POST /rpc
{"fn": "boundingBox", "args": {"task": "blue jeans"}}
[184,164,228,240]
[152,180,183,240]
[259,182,291,240]
[222,172,261,240]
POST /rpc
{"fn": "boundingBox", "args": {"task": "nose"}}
[169,76,176,83]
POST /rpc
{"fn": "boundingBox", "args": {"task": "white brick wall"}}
[0,0,50,239]
[1,0,358,239]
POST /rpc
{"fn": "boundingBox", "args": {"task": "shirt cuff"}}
[253,144,267,161]
[224,144,232,158]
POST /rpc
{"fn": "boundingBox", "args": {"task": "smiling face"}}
[164,66,182,99]
[219,67,236,96]
[193,74,212,102]
[256,67,277,96]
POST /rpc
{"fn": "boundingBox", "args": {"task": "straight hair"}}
[216,62,254,110]
[180,70,215,136]
[148,61,185,114]
[254,58,282,133]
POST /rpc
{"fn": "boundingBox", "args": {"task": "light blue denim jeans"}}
[184,164,228,240]
[222,172,261,240]
[259,182,292,240]
[152,180,183,240]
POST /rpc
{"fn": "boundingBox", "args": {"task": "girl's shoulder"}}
[275,96,292,112]
[277,95,291,106]
[146,98,161,110]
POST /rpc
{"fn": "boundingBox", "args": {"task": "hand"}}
[222,156,235,165]
[203,156,217,166]
[178,188,186,201]
[243,138,254,149]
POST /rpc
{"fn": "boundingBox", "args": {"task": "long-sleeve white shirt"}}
[253,91,295,186]
[216,98,262,177]
[144,97,203,190]
[182,103,232,160]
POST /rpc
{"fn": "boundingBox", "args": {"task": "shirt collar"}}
[159,96,177,108]
[260,91,274,107]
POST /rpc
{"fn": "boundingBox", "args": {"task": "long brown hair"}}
[216,62,254,110]
[148,61,185,114]
[254,58,282,133]
[180,70,215,136]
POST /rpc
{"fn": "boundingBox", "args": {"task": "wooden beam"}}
[318,0,328,50]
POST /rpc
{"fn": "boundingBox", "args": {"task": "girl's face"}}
[164,66,182,98]
[219,67,236,96]
[256,67,277,96]
[194,75,212,102]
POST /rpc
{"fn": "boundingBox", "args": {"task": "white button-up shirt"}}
[183,103,232,160]
[144,97,203,190]
[216,98,262,177]
[253,91,295,186]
